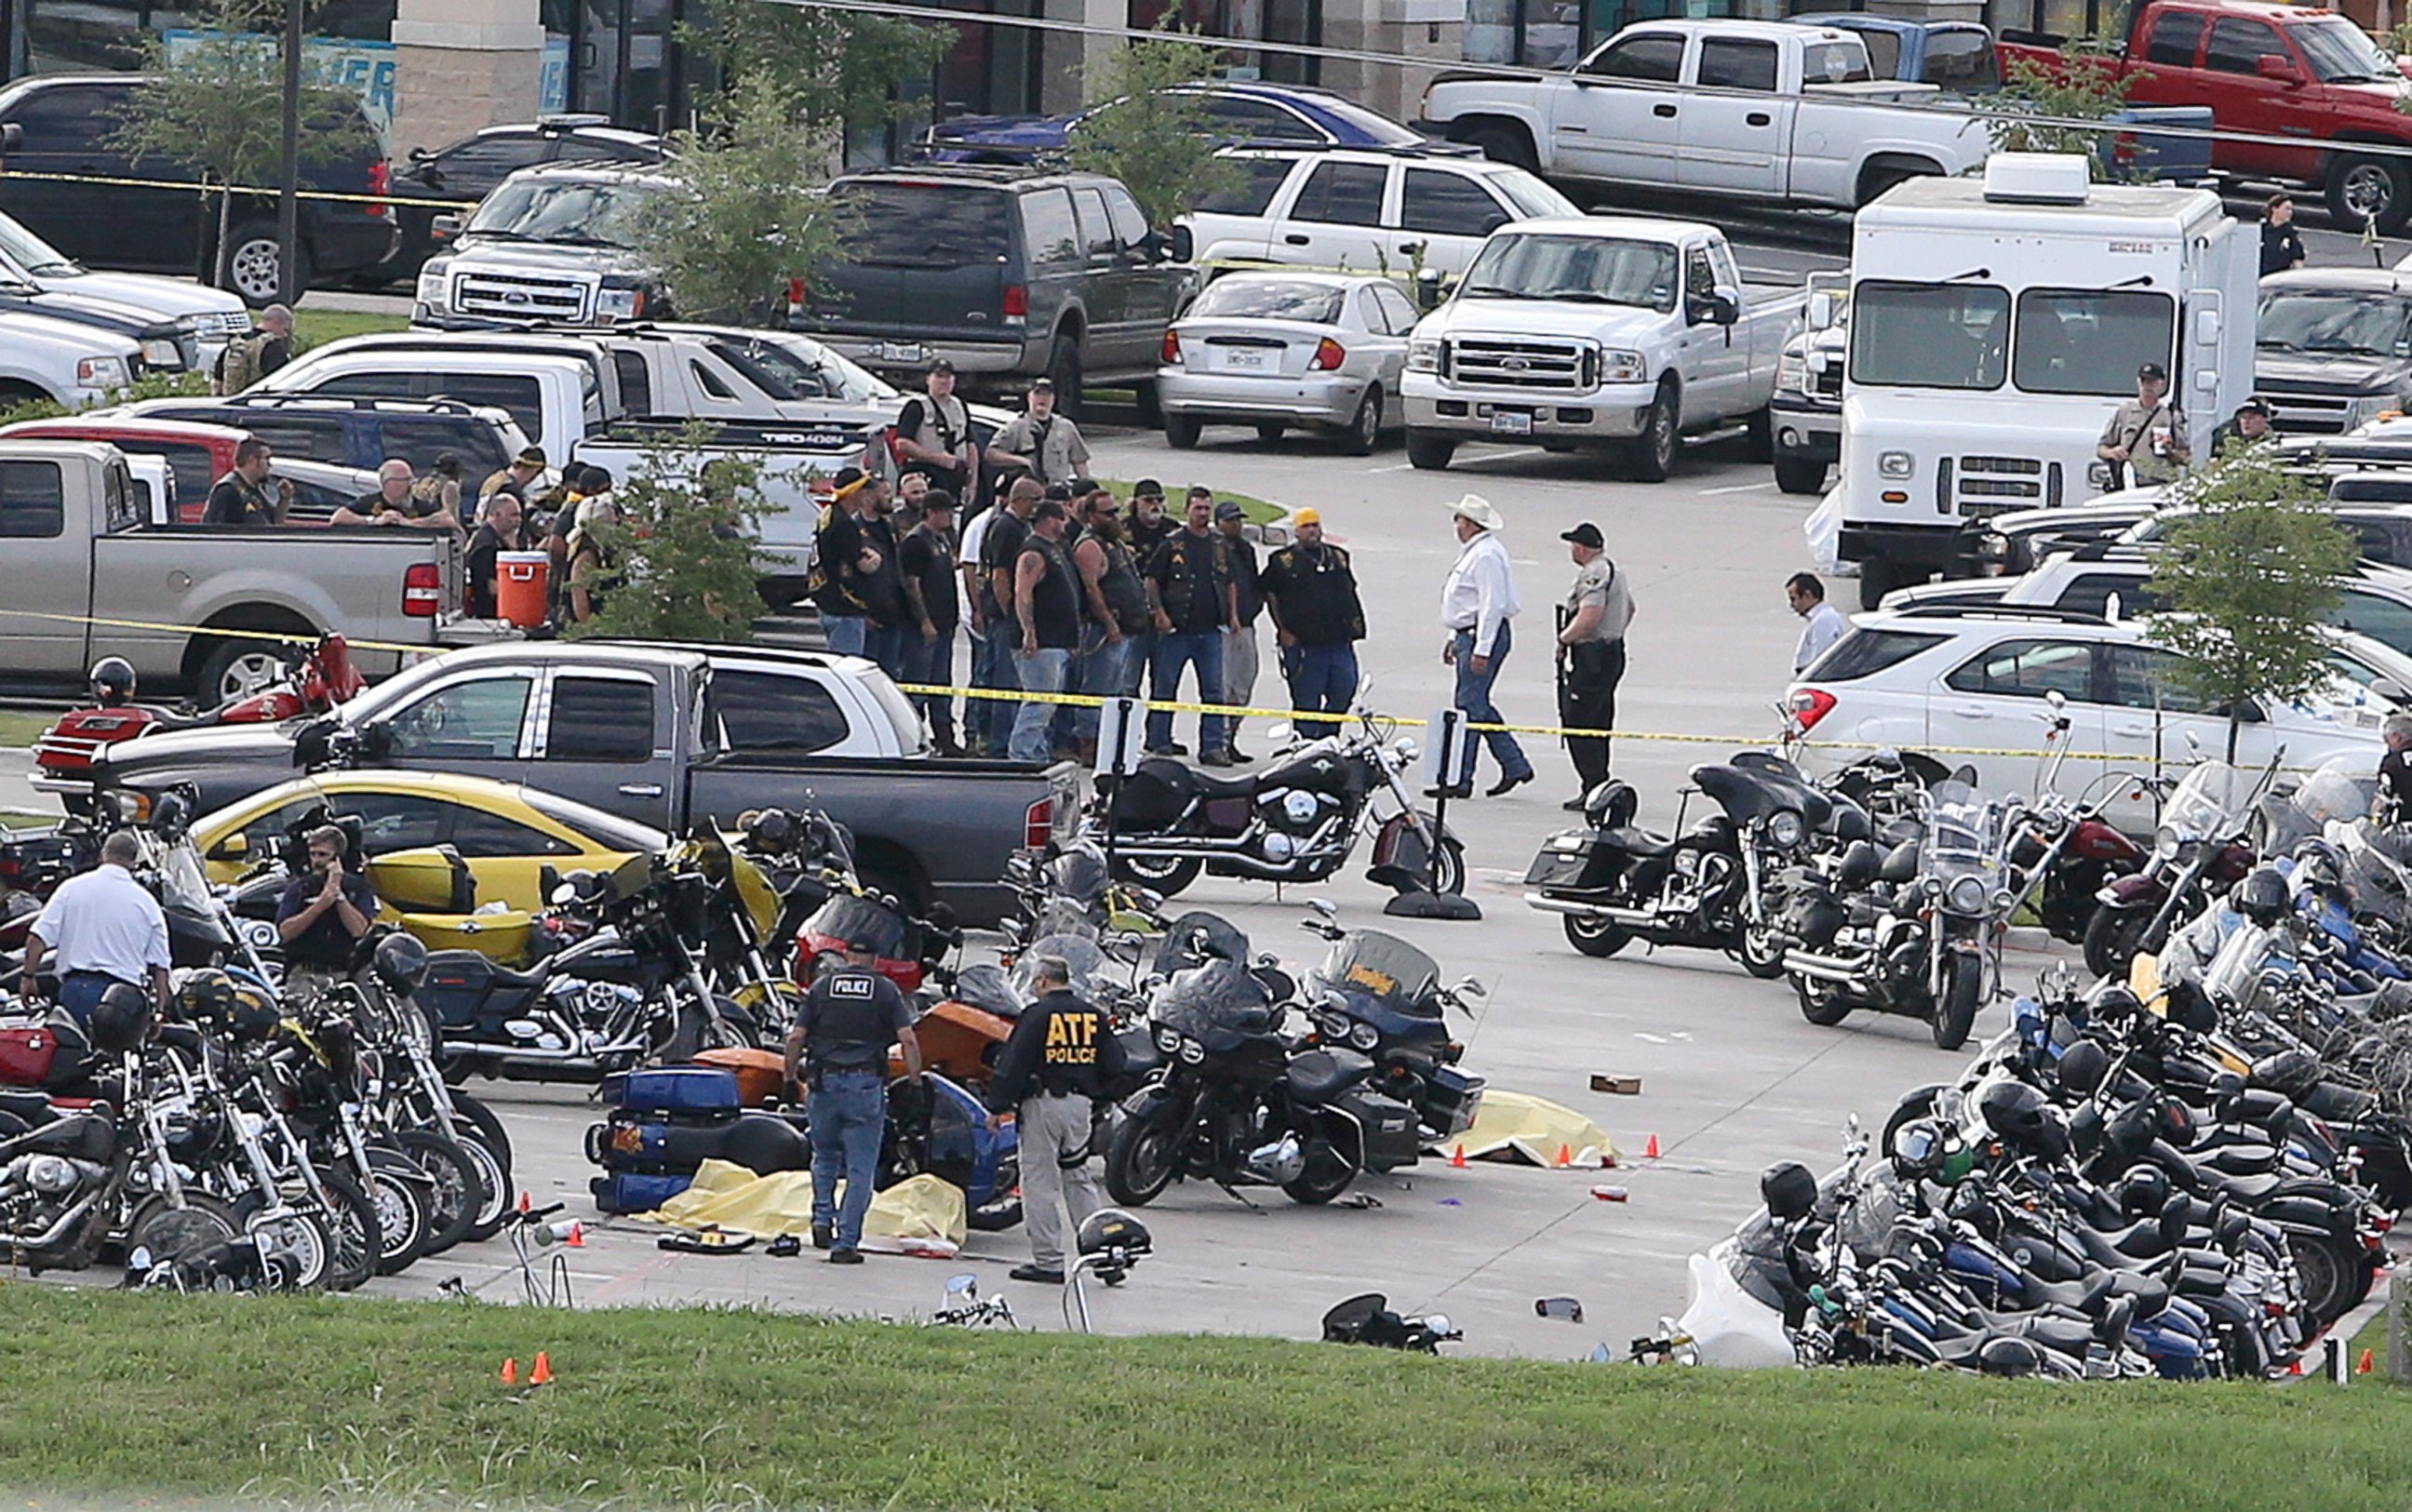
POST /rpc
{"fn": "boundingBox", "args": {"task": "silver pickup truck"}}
[0,439,476,701]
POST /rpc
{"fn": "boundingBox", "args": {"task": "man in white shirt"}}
[20,831,170,1026]
[1788,571,1849,675]
[1437,494,1534,798]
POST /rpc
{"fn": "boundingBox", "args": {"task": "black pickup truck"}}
[76,641,1082,927]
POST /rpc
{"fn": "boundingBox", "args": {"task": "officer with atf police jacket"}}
[986,954,1126,1285]
[786,935,921,1266]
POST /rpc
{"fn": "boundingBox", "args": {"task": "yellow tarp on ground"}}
[634,1160,969,1253]
[1440,1090,1617,1169]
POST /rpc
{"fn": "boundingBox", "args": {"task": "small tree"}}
[1990,35,2137,180]
[107,0,371,289]
[1066,23,1240,234]
[570,431,772,643]
[626,74,850,326]
[684,2,947,140]
[2145,446,2358,758]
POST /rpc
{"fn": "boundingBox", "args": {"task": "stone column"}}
[389,0,548,158]
[1329,0,1460,125]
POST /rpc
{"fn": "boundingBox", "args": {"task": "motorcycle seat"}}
[2197,1144,2281,1178]
[0,1089,60,1126]
[1282,1047,1375,1104]
[2011,1313,2100,1358]
[1604,825,1676,858]
[2211,1170,2286,1202]
[1177,767,1264,799]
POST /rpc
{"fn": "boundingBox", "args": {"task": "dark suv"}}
[0,74,396,305]
[797,166,1192,412]
[128,395,518,480]
[386,114,665,278]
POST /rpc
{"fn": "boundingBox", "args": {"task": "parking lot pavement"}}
[386,429,2079,1358]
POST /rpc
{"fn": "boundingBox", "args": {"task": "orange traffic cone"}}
[2288,1358,2305,1376]
[500,1358,518,1385]
[2360,1349,2377,1375]
[1555,1144,1573,1169]
[1449,1144,1467,1169]
[564,1222,585,1249]
[516,1190,531,1215]
[1643,1134,1661,1160]
[529,1352,553,1387]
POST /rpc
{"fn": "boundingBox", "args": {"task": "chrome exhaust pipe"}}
[1521,894,1654,927]
[1783,949,1866,984]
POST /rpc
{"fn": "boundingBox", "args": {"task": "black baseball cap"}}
[2236,396,2270,417]
[1561,523,1604,549]
[1132,478,1164,500]
[928,358,956,375]
[2137,362,2169,382]
[843,934,881,956]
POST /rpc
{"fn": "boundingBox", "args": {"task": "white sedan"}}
[1157,272,1420,455]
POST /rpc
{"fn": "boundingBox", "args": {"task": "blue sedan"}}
[920,81,1467,164]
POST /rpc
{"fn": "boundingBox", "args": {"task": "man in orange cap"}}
[1259,506,1365,737]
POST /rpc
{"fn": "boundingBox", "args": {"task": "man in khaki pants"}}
[984,955,1126,1285]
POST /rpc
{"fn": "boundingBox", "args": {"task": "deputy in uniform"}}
[785,935,922,1264]
[985,954,1126,1284]
[1554,522,1635,809]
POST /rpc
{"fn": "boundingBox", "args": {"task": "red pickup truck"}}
[2001,0,2412,233]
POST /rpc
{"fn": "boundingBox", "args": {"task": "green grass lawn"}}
[294,307,412,349]
[0,710,51,748]
[5,1287,2412,1512]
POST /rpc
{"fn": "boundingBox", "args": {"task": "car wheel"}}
[1340,385,1382,456]
[1132,380,1163,427]
[1856,561,1903,611]
[1165,413,1203,449]
[2328,154,2412,236]
[221,221,308,308]
[196,639,292,706]
[1627,382,1679,483]
[1461,123,1537,172]
[1742,405,1774,463]
[1774,451,1829,496]
[1405,429,1456,471]
[1046,333,1084,418]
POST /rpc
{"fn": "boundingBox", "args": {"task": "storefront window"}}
[1129,0,1318,84]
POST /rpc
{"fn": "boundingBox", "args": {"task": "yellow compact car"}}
[195,772,669,960]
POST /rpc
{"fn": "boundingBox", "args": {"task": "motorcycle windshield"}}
[1010,933,1106,997]
[2162,761,2253,842]
[1922,782,1996,870]
[1317,930,1440,1014]
[804,894,907,958]
[948,964,1023,1019]
[1048,843,1111,905]
[2338,821,2412,926]
[2296,759,2376,831]
[1032,896,1103,943]
[154,837,219,919]
[1150,959,1271,1040]
[1152,911,1251,978]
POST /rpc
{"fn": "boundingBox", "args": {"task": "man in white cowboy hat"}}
[1437,493,1534,797]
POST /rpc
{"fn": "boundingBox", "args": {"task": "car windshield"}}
[0,210,81,274]
[2013,289,2175,396]
[1489,167,1582,221]
[1459,234,1678,311]
[466,177,663,246]
[1190,277,1345,323]
[2295,15,2396,81]
[2258,289,2412,358]
[1849,281,2008,390]
[837,183,1013,270]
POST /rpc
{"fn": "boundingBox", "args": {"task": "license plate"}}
[1490,409,1534,436]
[1224,348,1267,370]
[877,341,931,363]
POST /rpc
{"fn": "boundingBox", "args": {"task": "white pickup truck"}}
[1400,216,1802,479]
[1420,19,1991,212]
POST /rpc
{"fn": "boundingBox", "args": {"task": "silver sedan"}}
[1158,271,1419,455]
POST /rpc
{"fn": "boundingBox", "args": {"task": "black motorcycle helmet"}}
[88,982,153,1054]
[2119,1165,2172,1219]
[88,655,137,707]
[1760,1161,1818,1223]
[1977,1079,2054,1152]
[2291,838,2347,899]
[2232,866,2290,929]
[1583,780,1639,831]
[1977,1335,2045,1378]
[741,807,796,853]
[2055,1039,2110,1099]
[2089,983,2145,1022]
[173,968,238,1027]
[1890,1118,1957,1181]
[372,932,429,993]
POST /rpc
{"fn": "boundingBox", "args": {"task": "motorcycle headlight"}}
[1407,339,1440,373]
[1153,1024,1180,1054]
[1601,348,1646,384]
[1177,1037,1205,1064]
[1766,811,1805,850]
[1348,1021,1379,1051]
[2152,825,2182,861]
[1946,875,1988,915]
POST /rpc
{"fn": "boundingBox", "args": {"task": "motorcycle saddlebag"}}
[1424,1065,1485,1141]
[590,1170,694,1214]
[601,1066,743,1116]
[1523,831,1622,890]
[1107,759,1197,829]
[1334,1085,1422,1172]
[0,1023,61,1089]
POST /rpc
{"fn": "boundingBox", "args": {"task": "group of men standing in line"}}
[810,364,1371,766]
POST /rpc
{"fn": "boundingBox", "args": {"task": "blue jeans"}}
[823,614,867,657]
[1452,622,1531,787]
[1146,629,1227,754]
[808,1070,888,1251]
[864,622,908,684]
[1010,646,1074,762]
[1281,642,1360,736]
[976,627,1020,754]
[1076,628,1138,739]
[904,626,957,745]
[57,971,128,1028]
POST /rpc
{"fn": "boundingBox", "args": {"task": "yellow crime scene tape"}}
[0,166,461,212]
[0,604,2334,765]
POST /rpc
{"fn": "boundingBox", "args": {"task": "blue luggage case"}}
[590,1171,694,1214]
[601,1067,741,1116]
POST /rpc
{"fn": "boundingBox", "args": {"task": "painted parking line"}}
[1699,480,1776,496]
